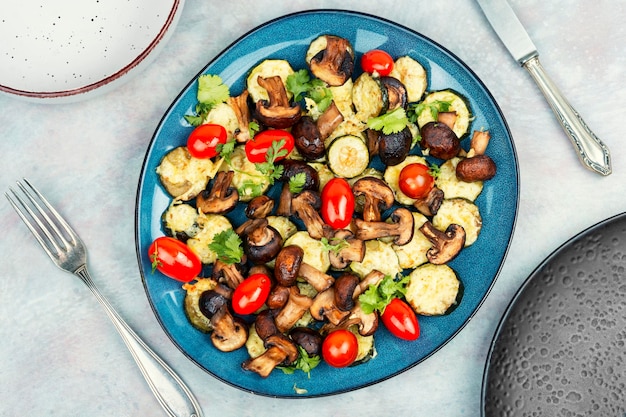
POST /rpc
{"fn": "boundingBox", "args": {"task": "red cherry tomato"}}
[361,49,394,76]
[381,298,420,341]
[245,129,294,163]
[398,163,435,199]
[321,178,355,229]
[148,236,202,282]
[322,329,359,368]
[186,123,228,159]
[231,273,272,315]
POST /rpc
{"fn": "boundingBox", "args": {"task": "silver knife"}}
[475,0,611,176]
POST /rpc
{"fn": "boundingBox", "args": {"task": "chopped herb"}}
[320,237,349,254]
[248,121,260,138]
[359,274,410,314]
[207,229,243,264]
[184,74,230,126]
[255,138,287,184]
[288,172,307,194]
[216,139,236,163]
[367,108,409,135]
[286,69,333,112]
[407,100,453,123]
[278,346,321,378]
[238,180,266,199]
[429,163,441,178]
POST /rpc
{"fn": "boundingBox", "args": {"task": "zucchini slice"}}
[246,59,295,103]
[352,72,385,122]
[327,134,369,178]
[389,56,428,103]
[162,202,200,240]
[432,198,482,246]
[183,278,219,332]
[436,157,483,202]
[284,231,331,272]
[392,212,431,269]
[415,90,472,138]
[349,325,375,365]
[186,214,233,264]
[405,263,460,316]
[224,146,271,202]
[204,102,239,140]
[350,240,402,279]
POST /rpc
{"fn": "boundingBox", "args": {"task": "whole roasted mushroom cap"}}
[309,35,354,86]
[419,221,466,264]
[274,245,304,287]
[334,273,360,312]
[255,76,301,129]
[240,218,283,264]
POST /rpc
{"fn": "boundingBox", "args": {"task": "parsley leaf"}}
[255,138,287,185]
[320,237,349,254]
[407,100,452,123]
[216,140,236,163]
[278,346,321,378]
[207,229,243,264]
[248,121,260,138]
[184,75,230,126]
[288,172,307,194]
[286,69,333,112]
[237,180,266,199]
[359,274,410,314]
[367,108,409,135]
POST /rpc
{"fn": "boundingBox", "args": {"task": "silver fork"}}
[6,179,203,417]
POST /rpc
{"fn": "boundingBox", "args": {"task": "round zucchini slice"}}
[327,134,369,178]
[350,240,401,279]
[415,90,472,138]
[405,263,460,316]
[432,198,482,246]
[383,154,429,206]
[224,146,271,202]
[389,56,428,103]
[183,278,219,332]
[436,157,483,202]
[352,72,386,122]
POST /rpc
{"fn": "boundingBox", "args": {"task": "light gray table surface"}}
[1,1,624,416]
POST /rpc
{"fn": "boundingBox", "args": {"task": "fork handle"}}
[75,266,202,417]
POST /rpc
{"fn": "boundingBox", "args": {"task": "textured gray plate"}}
[482,212,626,416]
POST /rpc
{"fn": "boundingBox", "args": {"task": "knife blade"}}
[475,0,611,176]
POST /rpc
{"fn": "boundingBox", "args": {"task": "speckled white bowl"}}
[0,0,184,103]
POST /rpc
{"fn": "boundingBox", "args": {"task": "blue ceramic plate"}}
[136,10,519,397]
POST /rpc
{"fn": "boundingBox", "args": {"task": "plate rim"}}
[0,0,185,101]
[136,8,520,398]
[480,211,626,415]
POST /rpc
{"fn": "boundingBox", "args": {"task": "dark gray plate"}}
[482,212,626,416]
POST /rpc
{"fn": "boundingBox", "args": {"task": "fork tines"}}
[6,179,77,258]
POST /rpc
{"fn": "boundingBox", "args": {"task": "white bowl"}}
[0,0,185,103]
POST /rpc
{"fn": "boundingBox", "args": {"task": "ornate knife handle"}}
[523,56,611,176]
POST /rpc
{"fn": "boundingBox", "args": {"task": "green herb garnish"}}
[184,74,230,126]
[288,172,307,194]
[359,274,410,314]
[255,138,287,184]
[367,108,409,135]
[320,237,349,255]
[278,346,321,378]
[286,69,333,112]
[407,100,452,123]
[208,229,243,264]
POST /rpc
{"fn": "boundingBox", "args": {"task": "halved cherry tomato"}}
[231,273,271,315]
[321,178,355,229]
[381,298,420,341]
[398,163,435,199]
[148,236,202,283]
[322,329,358,368]
[361,49,394,76]
[245,129,294,163]
[186,123,228,159]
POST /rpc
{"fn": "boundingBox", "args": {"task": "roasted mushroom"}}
[380,76,408,111]
[267,285,290,310]
[254,309,278,341]
[212,258,247,290]
[291,116,325,161]
[228,90,253,143]
[196,171,239,214]
[208,303,248,352]
[297,262,335,292]
[316,101,344,139]
[310,287,350,325]
[378,126,412,166]
[328,229,365,270]
[242,334,299,378]
[245,195,274,219]
[352,177,395,222]
[254,76,301,129]
[456,130,497,182]
[274,286,314,333]
[291,190,331,240]
[420,121,461,160]
[239,218,283,264]
[308,35,354,86]
[413,186,444,217]
[277,159,320,191]
[274,245,304,287]
[289,327,323,357]
[419,221,466,264]
[355,207,415,245]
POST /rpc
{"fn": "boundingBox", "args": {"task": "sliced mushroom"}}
[346,300,379,336]
[297,262,335,292]
[355,207,415,245]
[436,111,457,131]
[241,334,299,378]
[413,186,444,217]
[308,35,354,86]
[274,245,304,287]
[291,190,331,240]
[210,304,248,352]
[198,286,231,321]
[334,273,360,312]
[240,218,283,264]
[380,76,408,111]
[196,170,239,214]
[274,286,314,333]
[228,90,253,143]
[289,327,323,357]
[328,229,365,270]
[316,101,344,139]
[255,76,301,129]
[354,270,385,298]
[245,195,274,219]
[352,177,395,222]
[419,221,466,264]
[468,129,491,156]
[211,258,247,290]
[310,287,350,325]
